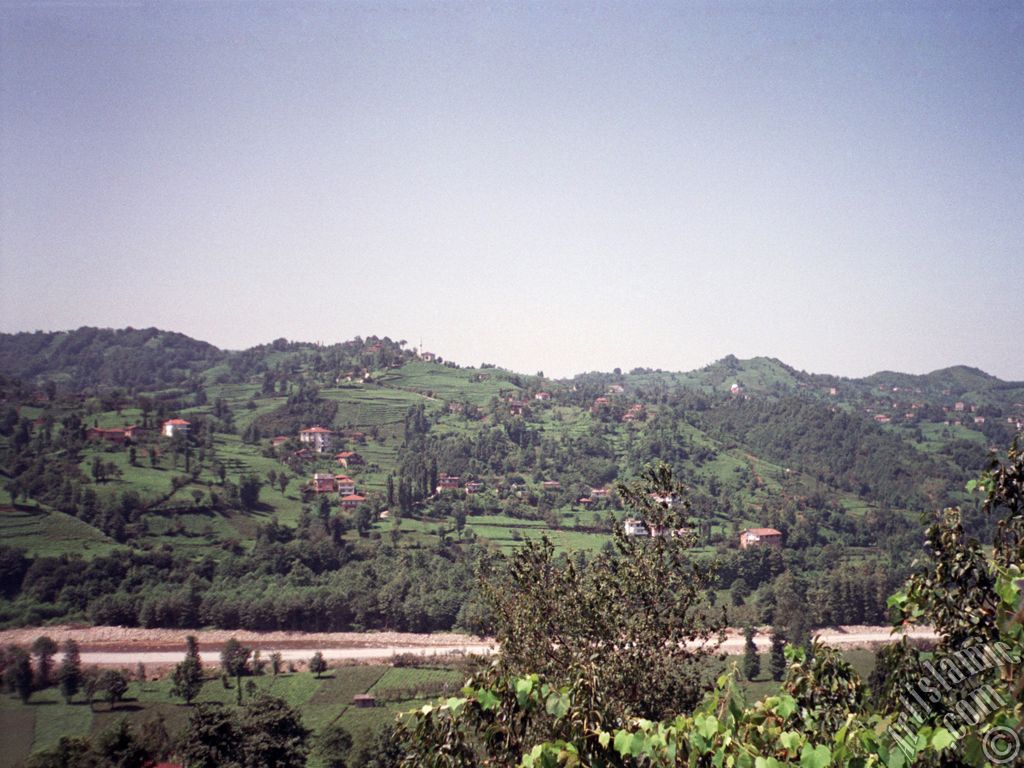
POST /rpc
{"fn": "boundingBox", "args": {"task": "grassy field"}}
[0,498,118,559]
[0,663,459,767]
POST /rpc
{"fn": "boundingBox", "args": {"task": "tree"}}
[97,669,128,710]
[171,635,204,705]
[238,475,262,510]
[4,646,33,703]
[742,625,761,680]
[24,737,98,768]
[769,629,787,682]
[58,640,82,703]
[309,651,327,679]
[238,693,310,768]
[477,462,724,723]
[314,722,353,768]
[31,635,58,688]
[94,718,151,768]
[178,703,242,768]
[171,655,204,705]
[221,638,251,704]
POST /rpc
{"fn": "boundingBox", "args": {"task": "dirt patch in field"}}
[0,625,490,653]
[0,708,35,768]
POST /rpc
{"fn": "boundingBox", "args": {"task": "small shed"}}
[353,694,377,708]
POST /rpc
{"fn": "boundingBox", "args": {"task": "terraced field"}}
[0,501,116,558]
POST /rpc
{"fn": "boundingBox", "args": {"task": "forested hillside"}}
[0,327,1021,637]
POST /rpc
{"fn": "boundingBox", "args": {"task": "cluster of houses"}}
[436,473,484,494]
[622,521,782,549]
[310,472,365,509]
[85,418,191,444]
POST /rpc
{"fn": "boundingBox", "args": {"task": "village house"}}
[271,435,290,448]
[606,384,625,395]
[542,480,561,491]
[954,401,966,412]
[87,425,139,444]
[436,473,461,492]
[162,418,190,438]
[420,352,436,362]
[591,486,610,500]
[465,481,484,494]
[534,391,551,401]
[578,496,593,506]
[508,399,528,416]
[591,397,610,413]
[340,493,365,510]
[299,426,334,453]
[730,382,743,395]
[874,414,891,424]
[335,475,356,495]
[335,450,363,468]
[739,528,783,550]
[622,403,645,422]
[624,518,648,536]
[312,473,336,493]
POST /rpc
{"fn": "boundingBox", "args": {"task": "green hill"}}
[0,327,1020,635]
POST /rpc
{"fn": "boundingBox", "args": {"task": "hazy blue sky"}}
[2,2,1022,379]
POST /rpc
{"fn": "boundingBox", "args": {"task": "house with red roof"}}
[340,493,365,510]
[87,425,139,444]
[335,450,363,468]
[335,475,356,495]
[312,473,336,493]
[739,528,783,550]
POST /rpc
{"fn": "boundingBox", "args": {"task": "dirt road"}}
[0,624,934,669]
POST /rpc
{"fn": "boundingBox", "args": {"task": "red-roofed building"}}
[335,475,356,495]
[312,473,336,493]
[271,435,290,447]
[465,481,483,494]
[534,392,551,401]
[340,493,365,509]
[162,418,191,438]
[299,426,334,453]
[739,528,783,550]
[591,487,610,499]
[87,425,139,444]
[437,473,461,492]
[335,450,364,468]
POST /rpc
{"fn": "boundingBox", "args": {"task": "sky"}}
[1,1,1022,380]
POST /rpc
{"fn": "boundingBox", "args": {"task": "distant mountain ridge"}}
[0,326,1021,399]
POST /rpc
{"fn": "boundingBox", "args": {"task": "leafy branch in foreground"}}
[395,446,1024,767]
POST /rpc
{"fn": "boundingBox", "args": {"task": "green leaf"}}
[476,688,500,711]
[779,731,802,753]
[774,695,797,719]
[515,677,535,708]
[930,727,956,751]
[696,714,719,739]
[799,743,831,768]
[545,692,569,719]
[597,731,610,749]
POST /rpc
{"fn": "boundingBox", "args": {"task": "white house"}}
[162,418,191,438]
[299,426,334,453]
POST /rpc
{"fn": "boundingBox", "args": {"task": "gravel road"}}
[0,624,935,669]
